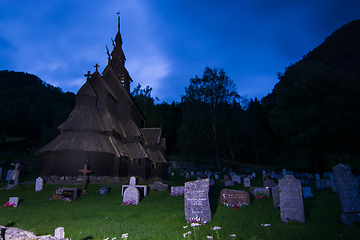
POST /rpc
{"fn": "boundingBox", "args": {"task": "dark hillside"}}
[0,70,75,146]
[263,19,360,172]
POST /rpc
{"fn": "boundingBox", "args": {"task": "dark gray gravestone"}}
[333,164,360,225]
[184,178,212,223]
[99,186,108,195]
[279,174,305,223]
[272,185,280,209]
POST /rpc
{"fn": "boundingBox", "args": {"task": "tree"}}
[180,67,240,169]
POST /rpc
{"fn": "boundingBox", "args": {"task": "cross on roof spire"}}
[94,63,99,72]
[117,11,120,32]
[84,71,91,81]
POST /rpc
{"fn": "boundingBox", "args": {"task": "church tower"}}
[105,12,132,93]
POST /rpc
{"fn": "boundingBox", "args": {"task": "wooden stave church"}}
[35,17,168,180]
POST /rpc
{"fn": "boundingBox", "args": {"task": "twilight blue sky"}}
[0,0,359,103]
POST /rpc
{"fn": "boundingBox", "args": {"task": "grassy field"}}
[1,170,360,240]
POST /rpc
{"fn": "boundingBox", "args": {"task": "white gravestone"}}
[54,227,65,239]
[244,177,251,187]
[35,177,44,192]
[123,186,140,205]
[232,175,241,183]
[9,197,19,208]
[129,176,136,186]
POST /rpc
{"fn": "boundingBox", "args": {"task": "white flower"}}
[191,223,201,227]
[112,238,117,240]
[183,226,188,229]
[183,231,192,237]
[213,226,221,231]
[230,234,237,237]
[207,236,213,239]
[261,224,271,227]
[121,233,128,238]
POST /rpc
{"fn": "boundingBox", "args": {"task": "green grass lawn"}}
[1,172,360,240]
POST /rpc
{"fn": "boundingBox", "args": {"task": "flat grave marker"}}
[220,189,250,207]
[55,187,77,200]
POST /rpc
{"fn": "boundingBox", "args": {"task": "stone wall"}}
[169,161,217,171]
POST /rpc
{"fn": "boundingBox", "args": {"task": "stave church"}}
[35,15,168,180]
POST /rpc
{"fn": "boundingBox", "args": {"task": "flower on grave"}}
[121,199,136,205]
[253,188,268,199]
[1,201,16,209]
[230,234,237,238]
[207,236,213,239]
[191,223,201,227]
[121,233,128,239]
[183,226,188,229]
[49,194,72,202]
[170,190,184,196]
[261,224,271,227]
[183,231,192,238]
[187,217,202,224]
[212,226,221,231]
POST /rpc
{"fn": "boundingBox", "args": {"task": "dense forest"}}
[1,20,360,173]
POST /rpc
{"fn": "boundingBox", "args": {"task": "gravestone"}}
[262,170,266,175]
[185,173,190,179]
[279,174,305,223]
[232,175,241,183]
[184,178,212,223]
[171,186,185,195]
[204,171,212,177]
[244,177,251,187]
[316,179,325,190]
[5,169,12,181]
[123,186,140,205]
[7,163,19,189]
[272,185,280,209]
[129,176,136,186]
[9,197,19,208]
[99,186,108,195]
[224,175,229,181]
[263,179,277,189]
[54,227,65,239]
[220,189,250,206]
[190,171,194,176]
[302,186,313,198]
[35,177,44,192]
[214,174,219,180]
[149,181,168,191]
[282,168,287,176]
[252,172,256,178]
[333,164,360,225]
[224,180,234,187]
[315,174,320,180]
[250,187,270,198]
[55,187,77,200]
